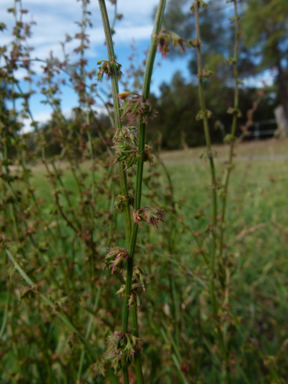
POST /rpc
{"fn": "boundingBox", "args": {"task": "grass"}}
[162,139,288,296]
[31,139,288,315]
[158,139,288,382]
[29,139,288,298]
[3,138,288,383]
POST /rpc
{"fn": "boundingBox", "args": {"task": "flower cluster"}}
[196,109,213,121]
[117,92,157,124]
[133,206,166,230]
[111,127,138,169]
[114,193,134,213]
[19,284,38,301]
[97,331,143,373]
[197,69,214,80]
[102,245,129,274]
[116,266,148,309]
[200,149,217,160]
[153,29,186,59]
[128,266,148,309]
[186,38,202,48]
[111,127,153,169]
[223,134,237,144]
[96,60,122,80]
[227,107,242,117]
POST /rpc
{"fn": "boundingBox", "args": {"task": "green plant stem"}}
[194,2,231,383]
[5,249,98,361]
[123,2,167,382]
[219,2,240,381]
[126,0,167,315]
[219,0,239,260]
[98,0,132,247]
[99,1,166,382]
[193,0,217,314]
[98,1,132,382]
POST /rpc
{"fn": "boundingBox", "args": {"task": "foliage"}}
[147,71,277,149]
[163,0,288,119]
[241,0,288,117]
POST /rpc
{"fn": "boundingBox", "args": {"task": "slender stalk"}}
[98,1,166,382]
[193,0,217,314]
[98,0,132,247]
[125,0,167,315]
[219,2,240,381]
[193,2,231,383]
[97,2,132,382]
[219,0,240,259]
[124,1,166,382]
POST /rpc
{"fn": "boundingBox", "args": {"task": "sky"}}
[1,0,191,131]
[1,0,274,132]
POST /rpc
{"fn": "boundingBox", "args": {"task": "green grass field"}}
[2,138,288,383]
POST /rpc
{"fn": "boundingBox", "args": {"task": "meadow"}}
[2,138,287,383]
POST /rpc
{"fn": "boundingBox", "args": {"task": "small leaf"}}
[190,1,208,12]
[227,107,242,117]
[0,22,7,31]
[224,134,237,144]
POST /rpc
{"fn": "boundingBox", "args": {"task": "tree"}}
[241,0,288,118]
[162,0,235,78]
[163,0,288,115]
[147,71,278,149]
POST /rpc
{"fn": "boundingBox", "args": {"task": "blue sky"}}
[1,0,191,130]
[1,0,274,131]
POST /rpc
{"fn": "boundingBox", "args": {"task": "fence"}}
[249,119,277,139]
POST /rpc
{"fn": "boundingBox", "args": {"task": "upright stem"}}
[98,2,132,383]
[194,2,231,383]
[194,0,217,314]
[98,0,132,248]
[219,2,239,382]
[98,1,166,382]
[126,2,166,382]
[126,0,167,309]
[219,0,239,259]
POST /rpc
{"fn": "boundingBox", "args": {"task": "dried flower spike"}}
[96,60,122,80]
[133,206,166,230]
[153,29,187,59]
[102,245,129,273]
[117,93,157,124]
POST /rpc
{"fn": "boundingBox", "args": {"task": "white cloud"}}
[1,0,157,71]
[21,105,107,133]
[21,110,53,133]
[1,0,166,117]
[113,25,154,43]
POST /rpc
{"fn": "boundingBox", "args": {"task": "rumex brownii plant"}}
[190,1,282,383]
[0,1,128,382]
[97,0,167,382]
[190,1,247,382]
[1,0,288,383]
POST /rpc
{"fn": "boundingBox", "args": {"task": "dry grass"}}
[159,138,288,165]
